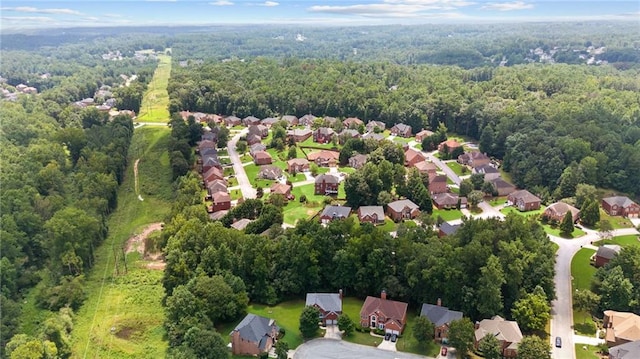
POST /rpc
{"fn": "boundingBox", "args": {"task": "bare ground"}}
[124,222,165,269]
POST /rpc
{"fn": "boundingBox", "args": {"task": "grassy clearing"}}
[488,197,507,206]
[70,126,172,358]
[598,210,635,229]
[445,161,465,176]
[593,234,640,248]
[571,248,598,335]
[432,208,463,221]
[575,344,601,359]
[396,312,440,357]
[300,137,339,150]
[542,224,585,238]
[137,54,171,123]
[500,205,545,218]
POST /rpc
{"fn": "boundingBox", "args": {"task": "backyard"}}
[571,248,598,335]
[445,161,467,176]
[432,208,463,222]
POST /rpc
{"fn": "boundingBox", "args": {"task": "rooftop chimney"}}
[339,289,343,299]
[381,290,387,300]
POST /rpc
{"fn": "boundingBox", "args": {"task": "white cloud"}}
[1,6,83,15]
[263,1,279,6]
[210,0,234,5]
[308,0,475,18]
[481,1,533,11]
[1,16,55,22]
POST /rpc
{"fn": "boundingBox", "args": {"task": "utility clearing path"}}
[134,158,143,201]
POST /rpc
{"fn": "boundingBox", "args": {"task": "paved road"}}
[227,129,256,199]
[549,227,638,359]
[293,339,434,359]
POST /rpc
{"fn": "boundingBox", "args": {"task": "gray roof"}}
[232,314,278,350]
[596,244,622,260]
[603,196,637,208]
[358,206,385,219]
[321,205,351,219]
[509,189,540,203]
[362,132,385,141]
[392,123,411,132]
[366,121,386,131]
[315,174,339,184]
[420,303,463,327]
[387,199,419,212]
[473,164,499,174]
[340,129,360,137]
[474,315,523,345]
[609,340,640,358]
[306,293,342,313]
[231,218,253,230]
[438,222,461,236]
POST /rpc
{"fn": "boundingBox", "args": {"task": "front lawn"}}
[542,224,585,238]
[287,172,307,183]
[575,344,601,359]
[396,311,441,357]
[571,248,598,335]
[445,161,466,176]
[300,137,339,150]
[500,206,545,218]
[341,297,383,347]
[599,210,635,229]
[488,197,508,206]
[338,166,356,175]
[593,234,640,248]
[432,208,463,222]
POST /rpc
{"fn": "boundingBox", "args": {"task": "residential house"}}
[362,132,385,141]
[257,165,283,180]
[602,196,640,218]
[474,315,523,358]
[249,143,267,156]
[438,222,461,237]
[420,301,463,342]
[360,291,408,335]
[198,140,217,154]
[270,183,292,198]
[246,134,262,146]
[343,117,364,129]
[203,167,224,183]
[299,114,317,126]
[390,123,412,137]
[201,155,222,173]
[314,127,335,144]
[489,177,516,196]
[199,146,218,158]
[319,205,351,223]
[315,174,340,195]
[323,117,339,126]
[428,173,448,195]
[415,129,434,142]
[261,117,279,127]
[230,314,279,356]
[387,199,420,222]
[543,202,580,223]
[248,124,269,138]
[230,218,253,231]
[201,131,218,143]
[366,121,386,133]
[211,191,231,213]
[338,129,360,144]
[206,179,228,196]
[405,148,426,167]
[287,128,313,143]
[287,158,309,173]
[348,154,368,169]
[458,152,491,168]
[507,190,542,212]
[432,193,466,210]
[357,206,385,225]
[438,139,462,154]
[242,116,261,126]
[305,291,343,325]
[224,115,241,127]
[252,151,273,165]
[308,150,340,167]
[414,161,438,175]
[609,340,640,359]
[604,311,640,347]
[280,115,299,126]
[594,245,622,268]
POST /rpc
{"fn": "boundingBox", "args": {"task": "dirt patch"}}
[146,261,166,270]
[124,222,163,255]
[115,326,137,340]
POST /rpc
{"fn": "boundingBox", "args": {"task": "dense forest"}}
[167,58,640,199]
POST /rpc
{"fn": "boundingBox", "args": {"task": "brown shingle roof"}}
[361,295,408,325]
[212,191,231,203]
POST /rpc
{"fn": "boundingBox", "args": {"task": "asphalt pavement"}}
[227,129,256,199]
[293,339,433,359]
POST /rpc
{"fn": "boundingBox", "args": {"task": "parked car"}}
[390,334,397,342]
[384,333,391,341]
[555,337,562,348]
[441,347,448,356]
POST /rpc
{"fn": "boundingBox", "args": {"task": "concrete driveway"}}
[293,339,433,359]
[227,129,256,199]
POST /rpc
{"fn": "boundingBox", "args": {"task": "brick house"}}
[246,134,262,146]
[230,314,279,356]
[201,154,222,174]
[299,114,317,126]
[360,291,408,334]
[438,139,462,153]
[414,161,438,175]
[305,291,343,325]
[604,311,640,347]
[242,116,261,126]
[203,166,224,183]
[473,164,500,181]
[319,205,351,223]
[281,115,299,126]
[211,191,231,212]
[252,151,273,165]
[248,124,269,138]
[387,199,420,222]
[390,123,412,137]
[602,196,640,218]
[315,174,339,195]
[249,143,267,156]
[260,117,278,127]
[270,183,292,198]
[286,128,312,143]
[314,127,335,144]
[405,148,426,167]
[507,190,541,212]
[420,300,463,342]
[428,173,448,195]
[543,202,580,223]
[348,154,368,169]
[257,165,283,180]
[593,245,622,268]
[287,158,309,173]
[489,177,516,196]
[415,129,434,142]
[432,193,467,210]
[343,117,364,129]
[224,115,241,127]
[366,121,386,133]
[474,316,523,358]
[438,222,461,237]
[357,206,385,225]
[308,150,340,167]
[458,151,491,168]
[206,179,228,196]
[338,129,360,144]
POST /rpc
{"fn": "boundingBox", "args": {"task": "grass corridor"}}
[137,53,171,123]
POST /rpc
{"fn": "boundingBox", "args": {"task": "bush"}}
[374,328,385,336]
[323,196,333,204]
[299,194,307,203]
[279,328,286,338]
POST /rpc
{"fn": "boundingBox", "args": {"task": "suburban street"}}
[293,338,435,359]
[227,129,257,199]
[549,227,639,359]
[423,152,461,185]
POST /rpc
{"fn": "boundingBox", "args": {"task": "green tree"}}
[467,190,484,208]
[412,315,435,342]
[275,340,289,359]
[288,145,297,160]
[217,126,230,148]
[476,255,505,318]
[511,289,550,333]
[517,335,551,359]
[183,326,230,359]
[580,199,600,227]
[478,334,501,359]
[559,210,574,236]
[299,306,320,339]
[598,266,633,311]
[448,318,475,358]
[574,183,597,209]
[470,173,485,190]
[337,314,355,336]
[573,289,600,322]
[236,140,247,154]
[459,179,474,197]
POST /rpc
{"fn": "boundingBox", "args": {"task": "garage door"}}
[385,329,399,335]
[326,319,336,325]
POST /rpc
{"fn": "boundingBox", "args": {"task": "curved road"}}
[227,129,256,199]
[549,227,638,359]
[294,338,434,359]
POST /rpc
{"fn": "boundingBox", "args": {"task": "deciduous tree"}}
[448,318,475,358]
[517,335,551,359]
[412,316,435,343]
[299,306,321,339]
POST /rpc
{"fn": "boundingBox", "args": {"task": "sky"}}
[1,0,638,31]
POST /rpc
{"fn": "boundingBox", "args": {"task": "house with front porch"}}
[360,290,408,334]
